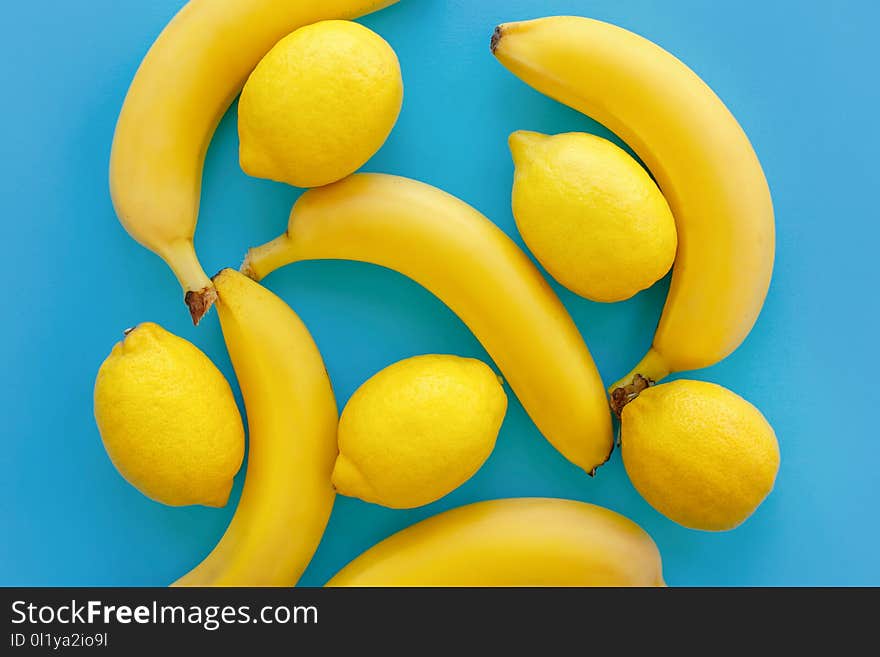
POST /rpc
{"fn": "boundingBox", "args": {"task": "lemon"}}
[509,130,677,302]
[620,379,780,531]
[238,19,403,188]
[333,355,508,509]
[93,323,244,507]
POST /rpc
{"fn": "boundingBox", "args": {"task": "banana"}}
[326,498,665,586]
[243,173,613,475]
[109,0,399,324]
[491,16,775,399]
[173,269,337,586]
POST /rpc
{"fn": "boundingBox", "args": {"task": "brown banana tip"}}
[184,286,218,326]
[586,438,616,478]
[490,25,503,53]
[609,374,654,418]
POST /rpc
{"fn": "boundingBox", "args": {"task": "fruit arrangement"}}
[96,1,779,586]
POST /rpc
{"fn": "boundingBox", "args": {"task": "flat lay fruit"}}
[98,0,783,588]
[327,498,665,586]
[109,0,400,324]
[333,355,507,509]
[94,322,244,507]
[492,16,775,387]
[242,172,614,475]
[239,20,402,188]
[509,130,677,302]
[174,270,338,586]
[617,378,780,531]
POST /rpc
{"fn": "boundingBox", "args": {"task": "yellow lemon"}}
[94,323,244,507]
[238,19,403,188]
[333,355,508,509]
[620,379,780,531]
[509,130,677,302]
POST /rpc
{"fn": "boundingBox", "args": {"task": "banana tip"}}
[184,286,218,325]
[239,254,261,282]
[490,25,503,53]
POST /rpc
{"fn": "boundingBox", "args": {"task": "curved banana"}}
[326,498,664,586]
[109,0,399,324]
[173,269,337,586]
[491,16,775,397]
[243,173,613,475]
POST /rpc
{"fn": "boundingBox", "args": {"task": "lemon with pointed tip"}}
[333,355,508,509]
[619,379,780,531]
[94,322,244,507]
[509,130,677,303]
[238,19,403,188]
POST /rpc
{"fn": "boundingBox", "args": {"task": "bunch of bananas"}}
[105,1,774,586]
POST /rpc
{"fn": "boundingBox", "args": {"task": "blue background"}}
[1,0,877,586]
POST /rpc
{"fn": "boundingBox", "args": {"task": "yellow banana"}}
[109,0,399,324]
[326,498,665,586]
[173,269,337,586]
[243,173,613,475]
[491,17,775,396]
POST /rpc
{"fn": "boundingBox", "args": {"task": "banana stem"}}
[609,347,670,392]
[608,347,670,416]
[609,374,653,418]
[241,233,294,282]
[162,239,215,325]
